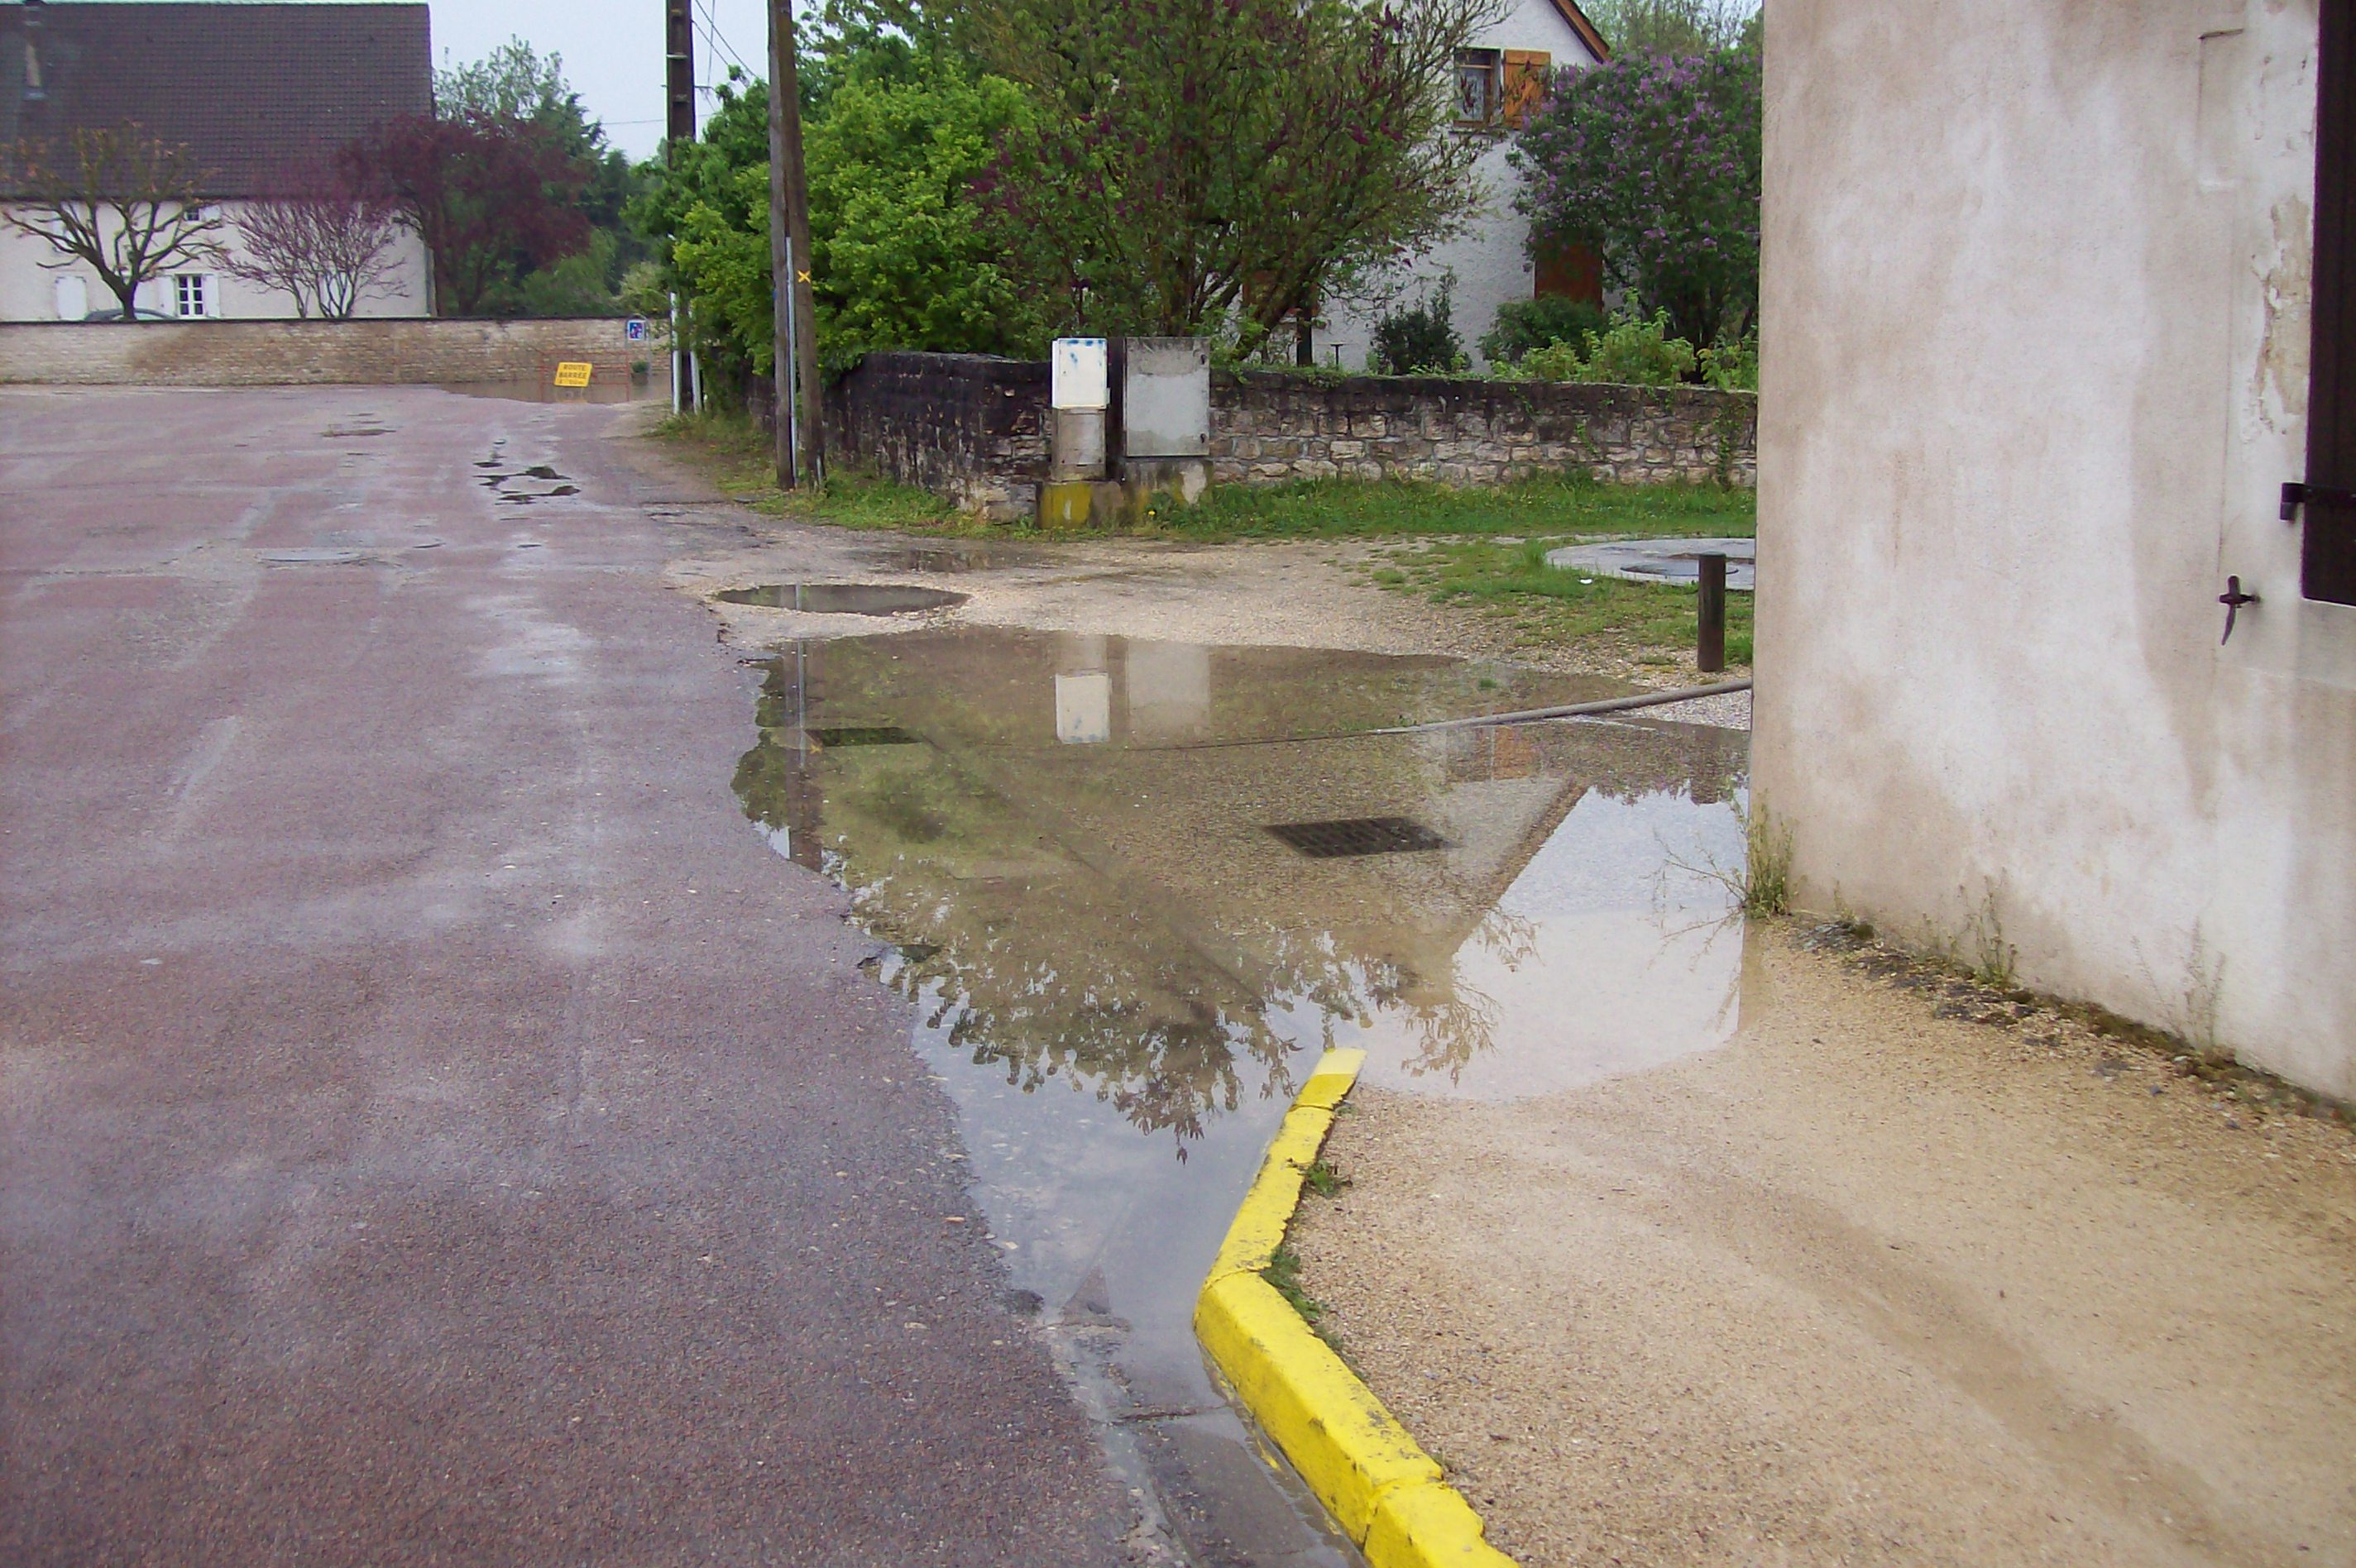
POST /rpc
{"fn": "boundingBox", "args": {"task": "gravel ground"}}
[664,524,1751,727]
[1289,925,2356,1568]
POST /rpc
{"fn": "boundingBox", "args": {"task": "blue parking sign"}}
[625,318,650,342]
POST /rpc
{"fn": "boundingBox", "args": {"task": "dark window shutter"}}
[2306,0,2356,604]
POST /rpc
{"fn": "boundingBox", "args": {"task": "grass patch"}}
[1162,473,1754,542]
[1359,537,1754,668]
[651,408,961,532]
[1301,1158,1351,1198]
[654,410,1752,547]
[1262,1244,1329,1334]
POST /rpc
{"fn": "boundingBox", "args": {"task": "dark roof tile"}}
[2,2,433,195]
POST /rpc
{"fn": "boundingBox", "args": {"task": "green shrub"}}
[1369,284,1468,375]
[1515,337,1589,381]
[1503,309,1698,387]
[1698,330,1759,390]
[1479,295,1607,365]
[1580,310,1698,385]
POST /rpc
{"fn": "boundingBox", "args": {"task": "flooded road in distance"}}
[734,628,1750,1565]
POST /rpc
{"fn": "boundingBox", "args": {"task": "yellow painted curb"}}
[1194,1048,1519,1568]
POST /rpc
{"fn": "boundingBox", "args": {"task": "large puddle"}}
[735,628,1750,1563]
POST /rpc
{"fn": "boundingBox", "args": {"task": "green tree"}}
[433,37,645,310]
[632,77,774,376]
[1513,46,1761,346]
[1580,0,1756,55]
[970,0,1506,349]
[636,64,1044,376]
[809,69,1042,367]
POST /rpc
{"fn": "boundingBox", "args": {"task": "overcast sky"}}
[426,0,780,160]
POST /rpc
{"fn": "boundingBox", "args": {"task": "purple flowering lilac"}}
[1510,45,1760,347]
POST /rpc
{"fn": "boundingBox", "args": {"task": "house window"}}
[174,274,209,319]
[1456,49,1501,127]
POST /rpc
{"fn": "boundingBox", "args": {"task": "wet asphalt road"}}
[0,388,1135,1566]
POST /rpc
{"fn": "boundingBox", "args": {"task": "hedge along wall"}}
[829,352,1755,519]
[0,318,665,389]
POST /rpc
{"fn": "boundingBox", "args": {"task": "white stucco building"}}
[1755,1,2354,1097]
[1,2,433,322]
[1319,0,1611,371]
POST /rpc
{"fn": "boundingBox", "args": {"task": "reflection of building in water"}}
[1124,642,1212,742]
[734,630,1746,1145]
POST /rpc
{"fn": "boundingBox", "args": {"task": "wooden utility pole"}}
[767,0,824,488]
[664,0,695,152]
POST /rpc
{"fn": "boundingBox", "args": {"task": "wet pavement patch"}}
[259,547,370,566]
[716,583,970,615]
[732,626,1750,1565]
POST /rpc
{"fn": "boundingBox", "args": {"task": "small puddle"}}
[734,628,1748,1562]
[716,583,969,615]
[476,455,582,505]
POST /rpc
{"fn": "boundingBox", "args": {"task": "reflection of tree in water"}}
[884,917,1291,1155]
[730,635,1748,1146]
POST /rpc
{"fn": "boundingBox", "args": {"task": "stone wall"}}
[1210,370,1755,488]
[821,351,1755,518]
[826,352,1050,522]
[0,318,663,389]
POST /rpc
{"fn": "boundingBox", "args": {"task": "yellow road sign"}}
[553,361,594,388]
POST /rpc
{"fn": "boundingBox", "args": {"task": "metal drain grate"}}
[807,725,923,748]
[1265,816,1450,858]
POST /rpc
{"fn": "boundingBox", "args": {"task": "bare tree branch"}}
[1,125,224,317]
[218,162,410,318]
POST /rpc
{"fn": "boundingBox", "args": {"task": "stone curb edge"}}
[1192,1048,1518,1568]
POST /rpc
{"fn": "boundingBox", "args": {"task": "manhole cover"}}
[718,583,969,615]
[1264,817,1451,858]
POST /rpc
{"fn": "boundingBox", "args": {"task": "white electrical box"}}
[1051,337,1110,410]
[1054,671,1113,744]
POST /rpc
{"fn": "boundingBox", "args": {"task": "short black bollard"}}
[1697,552,1727,674]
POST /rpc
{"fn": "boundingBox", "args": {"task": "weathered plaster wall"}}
[0,317,660,388]
[0,203,433,321]
[1754,0,2354,1096]
[825,352,1754,519]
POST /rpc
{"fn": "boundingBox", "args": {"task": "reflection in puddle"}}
[734,628,1747,1563]
[716,582,970,615]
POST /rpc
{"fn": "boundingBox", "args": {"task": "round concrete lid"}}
[1544,538,1755,590]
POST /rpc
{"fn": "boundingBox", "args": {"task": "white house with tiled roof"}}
[1316,0,1611,371]
[0,2,433,320]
